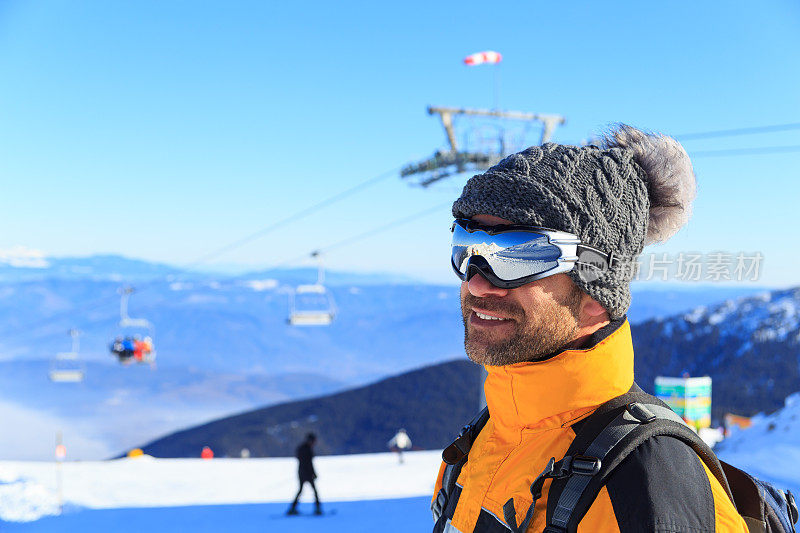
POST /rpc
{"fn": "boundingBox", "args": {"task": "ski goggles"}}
[450,218,617,288]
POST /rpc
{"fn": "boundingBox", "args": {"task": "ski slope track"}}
[0,450,443,525]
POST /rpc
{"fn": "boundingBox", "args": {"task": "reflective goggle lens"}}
[451,221,563,281]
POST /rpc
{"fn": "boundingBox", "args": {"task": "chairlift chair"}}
[49,330,85,383]
[110,287,157,365]
[289,284,336,326]
[288,252,337,326]
[49,352,85,383]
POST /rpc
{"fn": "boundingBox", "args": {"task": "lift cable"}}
[275,201,451,269]
[6,165,401,340]
[3,201,451,346]
[675,122,800,141]
[690,145,800,158]
[186,166,401,267]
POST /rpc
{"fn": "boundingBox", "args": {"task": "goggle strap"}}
[575,245,619,269]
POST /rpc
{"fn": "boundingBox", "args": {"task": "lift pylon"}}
[401,106,566,187]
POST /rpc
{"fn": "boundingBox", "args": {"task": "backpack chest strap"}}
[500,402,675,533]
[546,402,686,532]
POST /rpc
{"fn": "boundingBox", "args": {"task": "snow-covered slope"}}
[716,392,800,494]
[0,450,442,522]
[677,287,800,350]
[632,287,800,419]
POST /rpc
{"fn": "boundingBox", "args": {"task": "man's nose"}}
[467,272,509,298]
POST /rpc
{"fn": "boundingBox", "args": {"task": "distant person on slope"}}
[388,428,412,464]
[287,432,322,516]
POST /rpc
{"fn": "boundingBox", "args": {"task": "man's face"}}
[460,214,585,366]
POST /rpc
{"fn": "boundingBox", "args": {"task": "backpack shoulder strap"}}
[541,388,733,533]
[432,406,490,523]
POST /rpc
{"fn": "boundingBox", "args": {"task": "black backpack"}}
[433,387,799,533]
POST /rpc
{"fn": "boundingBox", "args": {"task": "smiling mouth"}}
[474,311,509,321]
[469,307,516,328]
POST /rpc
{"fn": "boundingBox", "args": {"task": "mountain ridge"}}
[137,285,800,458]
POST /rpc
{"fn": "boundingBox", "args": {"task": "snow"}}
[0,246,49,268]
[0,474,60,522]
[3,406,800,531]
[683,305,707,324]
[0,450,442,524]
[673,287,800,349]
[244,279,279,291]
[716,392,800,495]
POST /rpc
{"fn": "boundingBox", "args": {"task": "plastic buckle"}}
[529,458,557,501]
[543,526,567,533]
[626,402,657,423]
[570,455,602,476]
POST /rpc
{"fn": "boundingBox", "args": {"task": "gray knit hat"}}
[452,124,696,319]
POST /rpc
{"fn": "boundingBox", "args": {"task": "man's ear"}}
[581,294,610,324]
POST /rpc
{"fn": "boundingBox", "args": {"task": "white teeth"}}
[476,311,506,321]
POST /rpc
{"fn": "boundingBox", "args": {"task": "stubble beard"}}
[461,286,583,366]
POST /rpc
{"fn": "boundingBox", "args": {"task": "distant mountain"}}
[0,253,422,285]
[0,279,466,382]
[0,254,184,282]
[0,359,345,460]
[0,252,778,460]
[0,271,767,381]
[137,359,482,458]
[631,287,800,420]
[142,286,800,458]
[627,284,763,322]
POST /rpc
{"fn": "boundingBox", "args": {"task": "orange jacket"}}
[432,320,748,532]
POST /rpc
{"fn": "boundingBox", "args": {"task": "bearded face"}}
[460,274,584,366]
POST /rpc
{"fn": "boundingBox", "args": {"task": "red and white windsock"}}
[463,51,502,66]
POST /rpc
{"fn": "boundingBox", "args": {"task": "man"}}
[431,126,749,532]
[287,432,322,516]
[388,428,412,464]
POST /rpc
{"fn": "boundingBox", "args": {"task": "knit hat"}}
[452,124,696,319]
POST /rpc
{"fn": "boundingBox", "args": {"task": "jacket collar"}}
[484,318,634,430]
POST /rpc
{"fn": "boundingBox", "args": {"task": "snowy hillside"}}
[632,287,800,419]
[677,287,800,349]
[0,254,184,282]
[716,392,800,495]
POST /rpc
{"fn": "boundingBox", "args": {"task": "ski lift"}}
[288,252,337,326]
[49,329,85,383]
[109,287,156,366]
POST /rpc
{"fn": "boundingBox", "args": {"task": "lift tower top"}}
[401,106,566,188]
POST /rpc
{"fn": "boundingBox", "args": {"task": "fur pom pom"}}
[601,124,697,245]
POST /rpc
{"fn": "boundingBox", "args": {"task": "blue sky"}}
[0,1,798,285]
